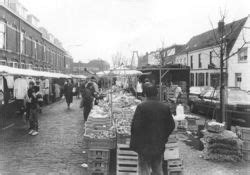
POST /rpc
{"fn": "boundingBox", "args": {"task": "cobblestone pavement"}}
[0,98,88,175]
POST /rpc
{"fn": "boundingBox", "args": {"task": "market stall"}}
[82,87,249,175]
[0,65,72,129]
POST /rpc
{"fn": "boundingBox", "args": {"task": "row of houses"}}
[139,15,250,91]
[72,59,110,75]
[0,0,74,74]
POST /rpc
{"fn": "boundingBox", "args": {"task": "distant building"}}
[160,44,185,65]
[138,51,161,68]
[72,59,110,75]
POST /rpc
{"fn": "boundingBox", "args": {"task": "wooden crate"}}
[237,127,250,141]
[164,147,180,160]
[167,159,183,170]
[242,149,250,161]
[117,144,138,175]
[117,134,131,145]
[88,160,109,175]
[88,149,110,161]
[242,141,250,150]
[168,168,184,175]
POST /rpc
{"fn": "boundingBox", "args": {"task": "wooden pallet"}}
[117,144,138,175]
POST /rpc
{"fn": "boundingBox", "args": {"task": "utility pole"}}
[218,19,226,124]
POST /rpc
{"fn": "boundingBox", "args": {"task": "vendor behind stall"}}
[80,82,94,122]
[169,83,183,104]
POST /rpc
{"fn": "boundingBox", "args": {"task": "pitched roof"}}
[182,17,248,54]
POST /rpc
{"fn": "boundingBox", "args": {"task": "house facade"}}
[175,16,250,91]
[227,16,250,91]
[0,1,73,73]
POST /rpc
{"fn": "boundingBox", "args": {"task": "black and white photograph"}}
[0,0,250,174]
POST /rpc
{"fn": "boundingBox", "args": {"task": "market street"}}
[0,98,88,175]
[0,98,250,175]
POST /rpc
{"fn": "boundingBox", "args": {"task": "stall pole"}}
[159,68,162,101]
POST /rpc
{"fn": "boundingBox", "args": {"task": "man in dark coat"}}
[80,82,94,122]
[130,85,175,175]
[64,80,73,109]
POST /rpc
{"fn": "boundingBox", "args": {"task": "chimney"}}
[218,20,225,36]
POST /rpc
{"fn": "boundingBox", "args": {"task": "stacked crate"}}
[84,116,116,175]
[237,127,250,161]
[117,143,138,175]
[87,149,110,175]
[164,138,184,175]
[185,117,198,133]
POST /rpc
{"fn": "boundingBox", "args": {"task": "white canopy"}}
[97,66,142,77]
[70,74,87,79]
[0,65,71,78]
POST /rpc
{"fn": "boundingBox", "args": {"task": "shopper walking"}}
[80,82,94,122]
[27,81,39,136]
[64,80,73,109]
[130,85,175,175]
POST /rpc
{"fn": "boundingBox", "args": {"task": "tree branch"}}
[223,41,246,62]
[209,18,220,45]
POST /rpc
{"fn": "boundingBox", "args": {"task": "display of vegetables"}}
[84,91,140,141]
[116,118,132,135]
[84,128,116,139]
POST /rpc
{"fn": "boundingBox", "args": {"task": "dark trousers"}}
[29,108,38,131]
[83,105,92,121]
[138,153,163,175]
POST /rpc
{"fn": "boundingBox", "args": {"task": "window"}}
[206,73,209,86]
[26,63,32,69]
[198,73,205,86]
[235,73,242,88]
[190,73,194,86]
[190,55,193,69]
[238,47,247,62]
[195,73,198,86]
[21,62,25,69]
[0,21,6,49]
[20,31,25,54]
[43,45,46,61]
[209,51,213,64]
[34,40,37,59]
[0,59,6,65]
[7,61,18,68]
[198,54,202,68]
[210,73,220,88]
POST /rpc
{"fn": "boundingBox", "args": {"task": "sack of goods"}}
[206,121,225,133]
[201,129,243,162]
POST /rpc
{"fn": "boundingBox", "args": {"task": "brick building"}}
[0,1,73,73]
[72,59,110,75]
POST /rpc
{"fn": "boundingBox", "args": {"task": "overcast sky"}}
[19,0,250,64]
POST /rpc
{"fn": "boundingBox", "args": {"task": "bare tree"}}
[209,14,249,127]
[112,52,129,68]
